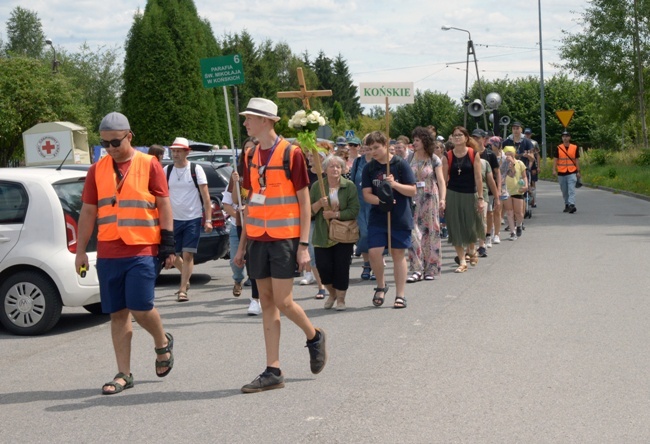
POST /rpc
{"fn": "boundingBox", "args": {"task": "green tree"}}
[5,6,45,58]
[472,76,611,150]
[559,0,650,147]
[391,90,461,139]
[331,54,362,118]
[122,0,227,146]
[58,43,123,136]
[0,57,91,166]
[313,51,334,103]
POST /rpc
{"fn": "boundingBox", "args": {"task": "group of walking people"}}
[77,93,577,397]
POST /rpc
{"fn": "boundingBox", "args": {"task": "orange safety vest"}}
[96,151,161,245]
[245,139,301,239]
[556,144,578,174]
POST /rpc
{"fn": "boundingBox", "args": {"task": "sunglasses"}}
[258,165,267,188]
[348,143,359,147]
[100,133,129,148]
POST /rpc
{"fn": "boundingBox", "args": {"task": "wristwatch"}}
[299,241,309,247]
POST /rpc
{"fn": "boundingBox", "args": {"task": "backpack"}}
[246,139,293,180]
[165,162,203,205]
[446,148,476,180]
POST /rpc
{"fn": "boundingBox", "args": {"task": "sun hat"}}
[503,146,517,155]
[239,98,280,122]
[99,112,131,132]
[170,137,190,150]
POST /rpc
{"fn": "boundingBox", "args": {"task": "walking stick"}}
[386,153,392,251]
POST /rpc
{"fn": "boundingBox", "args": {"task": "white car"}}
[0,168,101,335]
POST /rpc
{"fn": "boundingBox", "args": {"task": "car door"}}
[0,181,28,263]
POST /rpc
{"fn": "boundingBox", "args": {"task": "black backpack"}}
[165,162,203,205]
[246,139,293,180]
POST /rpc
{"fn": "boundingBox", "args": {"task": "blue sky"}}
[1,0,588,104]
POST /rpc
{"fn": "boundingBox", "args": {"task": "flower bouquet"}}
[287,109,328,155]
[288,109,329,199]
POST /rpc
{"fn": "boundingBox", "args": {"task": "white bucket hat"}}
[170,137,190,150]
[239,98,280,122]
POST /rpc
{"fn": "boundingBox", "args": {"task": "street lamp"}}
[45,38,59,73]
[537,1,548,160]
[441,25,486,129]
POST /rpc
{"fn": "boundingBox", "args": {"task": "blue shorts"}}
[367,226,411,250]
[173,217,202,254]
[97,256,157,313]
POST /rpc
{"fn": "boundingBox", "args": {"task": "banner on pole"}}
[200,54,245,89]
[359,82,415,104]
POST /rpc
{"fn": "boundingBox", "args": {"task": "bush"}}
[633,150,650,166]
[607,167,617,179]
[588,149,608,166]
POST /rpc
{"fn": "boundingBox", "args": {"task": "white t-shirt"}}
[165,162,208,220]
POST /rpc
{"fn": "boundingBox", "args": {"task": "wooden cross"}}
[277,67,333,211]
[277,67,332,110]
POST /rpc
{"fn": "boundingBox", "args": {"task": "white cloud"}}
[0,0,589,104]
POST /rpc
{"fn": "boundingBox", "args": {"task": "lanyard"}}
[256,136,281,189]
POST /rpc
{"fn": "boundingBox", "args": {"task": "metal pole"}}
[469,40,488,130]
[464,40,470,128]
[223,86,243,219]
[538,0,548,161]
[233,86,241,149]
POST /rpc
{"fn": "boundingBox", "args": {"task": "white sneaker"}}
[509,232,517,241]
[247,298,261,316]
[486,236,492,248]
[493,235,501,244]
[299,271,315,285]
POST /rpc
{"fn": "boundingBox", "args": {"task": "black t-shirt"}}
[361,156,416,231]
[503,137,534,168]
[480,149,500,195]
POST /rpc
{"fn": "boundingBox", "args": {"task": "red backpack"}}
[446,148,476,180]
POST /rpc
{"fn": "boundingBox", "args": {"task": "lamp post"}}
[442,25,486,129]
[45,38,59,73]
[537,0,548,160]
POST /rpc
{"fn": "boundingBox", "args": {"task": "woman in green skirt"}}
[441,126,485,273]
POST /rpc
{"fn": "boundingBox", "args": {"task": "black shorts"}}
[247,238,298,280]
[511,195,524,200]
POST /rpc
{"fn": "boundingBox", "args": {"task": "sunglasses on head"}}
[100,133,129,148]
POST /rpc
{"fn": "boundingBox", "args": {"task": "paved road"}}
[2,181,650,443]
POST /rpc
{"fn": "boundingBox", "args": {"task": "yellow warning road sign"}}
[555,110,575,128]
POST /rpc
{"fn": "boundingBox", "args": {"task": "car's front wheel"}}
[0,271,62,335]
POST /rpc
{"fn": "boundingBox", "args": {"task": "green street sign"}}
[200,54,244,88]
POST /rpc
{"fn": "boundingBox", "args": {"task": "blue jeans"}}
[558,173,577,206]
[229,225,245,283]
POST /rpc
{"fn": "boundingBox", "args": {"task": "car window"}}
[0,182,28,224]
[187,154,210,161]
[53,180,98,253]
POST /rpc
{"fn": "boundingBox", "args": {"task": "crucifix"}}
[277,67,333,203]
[277,67,332,109]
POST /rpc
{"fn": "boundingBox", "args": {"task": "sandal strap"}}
[155,332,174,355]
